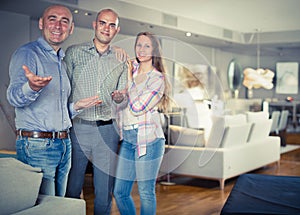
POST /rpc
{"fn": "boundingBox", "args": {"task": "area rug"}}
[280,144,300,154]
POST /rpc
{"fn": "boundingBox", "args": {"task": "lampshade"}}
[243,67,274,90]
[242,29,274,90]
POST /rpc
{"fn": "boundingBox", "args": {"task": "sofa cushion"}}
[169,125,205,147]
[205,116,226,148]
[220,123,252,148]
[219,114,251,148]
[247,119,273,143]
[0,158,43,215]
[246,111,269,122]
[224,114,247,126]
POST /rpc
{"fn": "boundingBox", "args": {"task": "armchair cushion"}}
[0,158,43,215]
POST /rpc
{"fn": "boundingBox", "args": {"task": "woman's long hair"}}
[134,32,171,113]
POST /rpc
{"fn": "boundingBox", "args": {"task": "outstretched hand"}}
[23,65,52,91]
[74,95,102,112]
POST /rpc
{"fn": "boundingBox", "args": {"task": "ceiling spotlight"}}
[84,12,92,16]
[185,32,192,37]
[73,10,79,14]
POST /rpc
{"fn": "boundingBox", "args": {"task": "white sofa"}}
[160,111,281,189]
[0,158,86,215]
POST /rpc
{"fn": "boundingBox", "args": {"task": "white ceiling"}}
[119,0,300,33]
[1,0,300,56]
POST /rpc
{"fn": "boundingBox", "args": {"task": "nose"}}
[54,20,62,29]
[103,24,110,31]
[139,46,146,52]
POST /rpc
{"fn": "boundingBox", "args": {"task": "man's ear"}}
[38,18,43,30]
[69,22,75,35]
[92,21,96,30]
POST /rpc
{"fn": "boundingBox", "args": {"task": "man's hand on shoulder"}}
[113,46,129,62]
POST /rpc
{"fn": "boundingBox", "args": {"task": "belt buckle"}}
[32,131,39,138]
[56,131,63,139]
[56,131,67,139]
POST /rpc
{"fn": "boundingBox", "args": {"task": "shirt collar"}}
[37,37,65,59]
[89,39,113,56]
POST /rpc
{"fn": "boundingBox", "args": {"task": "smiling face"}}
[93,10,120,47]
[135,35,153,63]
[39,5,74,52]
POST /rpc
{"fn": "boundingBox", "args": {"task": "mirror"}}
[227,59,243,98]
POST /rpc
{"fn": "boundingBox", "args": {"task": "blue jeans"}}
[16,136,71,196]
[66,120,119,215]
[113,129,165,215]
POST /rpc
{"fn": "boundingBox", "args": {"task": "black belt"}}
[17,130,69,139]
[74,118,113,127]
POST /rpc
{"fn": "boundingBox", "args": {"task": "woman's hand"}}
[127,59,133,81]
[112,89,127,104]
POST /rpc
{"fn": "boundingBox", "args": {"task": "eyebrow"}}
[47,15,70,23]
[99,20,117,26]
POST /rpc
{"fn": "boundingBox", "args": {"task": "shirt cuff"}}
[22,82,40,100]
[70,102,83,119]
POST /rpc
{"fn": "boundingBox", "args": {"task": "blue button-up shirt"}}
[7,37,74,132]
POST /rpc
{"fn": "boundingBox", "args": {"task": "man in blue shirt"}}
[6,4,101,196]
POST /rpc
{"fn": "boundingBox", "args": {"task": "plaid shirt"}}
[120,61,166,156]
[64,41,127,121]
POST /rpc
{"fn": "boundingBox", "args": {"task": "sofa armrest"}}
[13,195,86,215]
